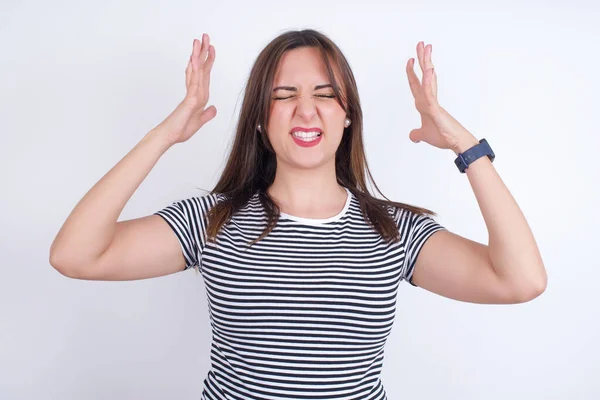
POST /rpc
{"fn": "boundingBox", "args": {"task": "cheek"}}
[266,105,287,145]
[324,105,345,120]
[321,105,346,131]
[269,103,293,124]
[267,107,286,144]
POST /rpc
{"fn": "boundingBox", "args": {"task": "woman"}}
[49,29,547,399]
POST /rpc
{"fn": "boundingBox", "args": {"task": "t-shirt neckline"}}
[279,187,352,225]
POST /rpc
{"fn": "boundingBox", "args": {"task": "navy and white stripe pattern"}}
[155,188,444,400]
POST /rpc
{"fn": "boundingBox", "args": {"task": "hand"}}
[157,34,217,146]
[406,42,478,154]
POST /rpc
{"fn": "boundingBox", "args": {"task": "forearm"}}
[49,128,172,268]
[453,134,547,295]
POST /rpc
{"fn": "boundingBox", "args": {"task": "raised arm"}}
[49,34,217,281]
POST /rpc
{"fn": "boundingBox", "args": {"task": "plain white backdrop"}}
[1,0,599,399]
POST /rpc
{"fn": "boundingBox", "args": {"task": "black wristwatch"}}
[454,138,495,173]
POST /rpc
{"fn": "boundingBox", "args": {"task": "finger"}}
[201,48,214,95]
[185,57,192,88]
[405,58,421,98]
[201,68,212,98]
[431,67,438,99]
[423,67,436,102]
[204,45,216,72]
[192,38,199,61]
[200,33,210,65]
[416,41,425,74]
[424,44,437,97]
[189,39,199,89]
[424,44,434,70]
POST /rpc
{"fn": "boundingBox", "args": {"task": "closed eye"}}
[273,94,336,100]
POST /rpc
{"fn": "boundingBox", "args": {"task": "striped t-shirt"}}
[155,187,444,400]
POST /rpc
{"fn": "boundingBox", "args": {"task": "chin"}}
[272,137,338,170]
[286,154,334,170]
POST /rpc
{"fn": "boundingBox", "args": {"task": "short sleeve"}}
[394,208,446,287]
[154,193,222,271]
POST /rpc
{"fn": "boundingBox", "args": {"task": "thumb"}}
[409,128,422,143]
[183,105,217,139]
[197,105,217,127]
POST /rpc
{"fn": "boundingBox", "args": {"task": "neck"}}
[267,160,346,214]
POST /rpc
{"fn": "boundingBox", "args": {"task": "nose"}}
[295,96,318,121]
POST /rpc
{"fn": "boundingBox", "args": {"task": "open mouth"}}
[290,131,322,147]
[291,131,322,142]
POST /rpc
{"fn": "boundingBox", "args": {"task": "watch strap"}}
[454,138,495,173]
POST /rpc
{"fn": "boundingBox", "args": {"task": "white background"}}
[1,0,599,399]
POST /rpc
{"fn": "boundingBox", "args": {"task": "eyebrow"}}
[272,84,333,92]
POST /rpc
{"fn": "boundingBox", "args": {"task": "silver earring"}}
[344,118,351,128]
[257,123,262,132]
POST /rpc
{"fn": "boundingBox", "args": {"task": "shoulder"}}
[387,204,445,242]
[155,192,228,221]
[386,204,421,225]
[180,192,227,209]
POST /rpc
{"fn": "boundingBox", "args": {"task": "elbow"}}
[513,270,548,303]
[49,241,67,275]
[530,264,549,299]
[49,249,86,279]
[49,247,103,281]
[49,251,75,278]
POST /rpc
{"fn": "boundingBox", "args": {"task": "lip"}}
[290,127,323,134]
[292,134,322,148]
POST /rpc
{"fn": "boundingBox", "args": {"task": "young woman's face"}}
[267,47,348,170]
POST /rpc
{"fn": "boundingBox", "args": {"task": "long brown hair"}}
[205,29,435,245]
